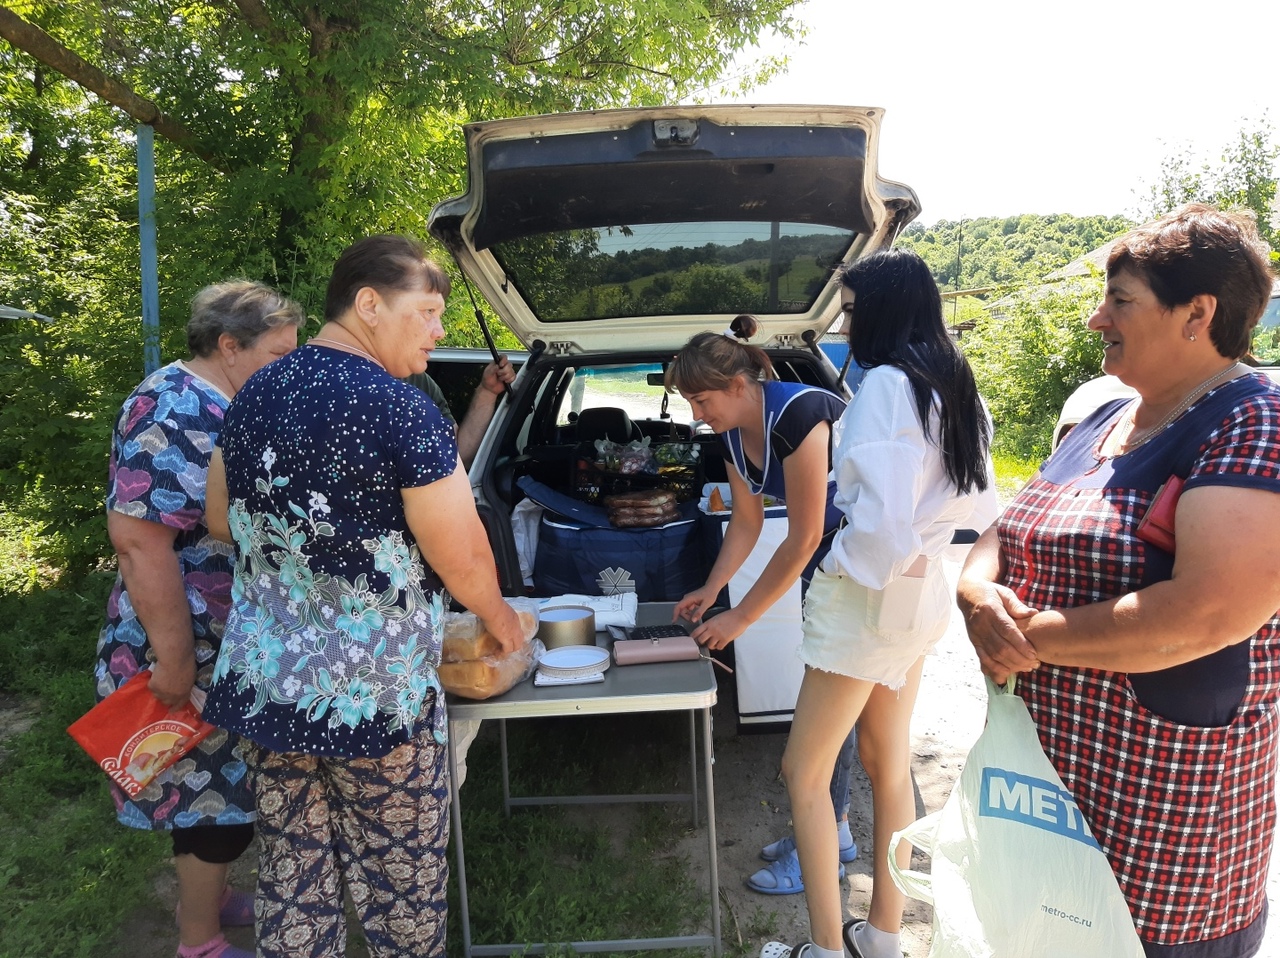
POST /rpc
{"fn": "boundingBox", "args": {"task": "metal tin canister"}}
[536,605,597,649]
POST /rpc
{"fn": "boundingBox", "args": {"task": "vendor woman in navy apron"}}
[667,314,857,895]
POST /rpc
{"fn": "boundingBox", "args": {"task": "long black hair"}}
[839,249,990,493]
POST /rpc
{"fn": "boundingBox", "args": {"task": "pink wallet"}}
[612,635,701,666]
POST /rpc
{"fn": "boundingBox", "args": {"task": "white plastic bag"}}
[889,677,1144,957]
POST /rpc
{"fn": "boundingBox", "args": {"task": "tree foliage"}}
[895,213,1134,292]
[963,280,1106,460]
[0,0,802,577]
[1139,117,1279,250]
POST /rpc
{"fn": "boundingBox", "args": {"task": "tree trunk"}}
[0,5,226,170]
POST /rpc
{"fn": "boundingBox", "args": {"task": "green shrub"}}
[964,279,1105,460]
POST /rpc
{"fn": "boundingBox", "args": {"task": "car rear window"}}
[491,222,855,323]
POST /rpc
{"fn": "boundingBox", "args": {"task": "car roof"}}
[429,105,920,355]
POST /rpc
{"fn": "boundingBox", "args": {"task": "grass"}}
[0,564,712,958]
[443,714,710,955]
[0,572,173,958]
[0,450,1044,958]
[991,451,1040,503]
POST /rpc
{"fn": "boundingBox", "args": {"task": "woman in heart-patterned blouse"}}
[96,280,302,958]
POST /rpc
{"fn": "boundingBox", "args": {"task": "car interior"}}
[466,348,845,593]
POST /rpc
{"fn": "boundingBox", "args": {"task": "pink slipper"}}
[175,933,253,958]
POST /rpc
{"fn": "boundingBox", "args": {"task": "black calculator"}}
[627,624,690,641]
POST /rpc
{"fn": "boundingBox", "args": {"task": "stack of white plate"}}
[536,645,611,684]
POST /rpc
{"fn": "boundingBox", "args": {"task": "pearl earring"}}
[1189,333,1197,342]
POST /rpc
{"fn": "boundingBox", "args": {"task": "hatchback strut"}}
[450,257,514,400]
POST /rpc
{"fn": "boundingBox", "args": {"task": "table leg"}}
[449,722,474,958]
[702,706,721,957]
[689,709,699,829]
[499,717,511,818]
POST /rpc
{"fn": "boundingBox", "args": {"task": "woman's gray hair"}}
[186,280,305,357]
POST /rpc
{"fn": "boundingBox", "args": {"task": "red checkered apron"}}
[999,474,1279,948]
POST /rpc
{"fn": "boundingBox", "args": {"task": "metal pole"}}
[138,124,160,374]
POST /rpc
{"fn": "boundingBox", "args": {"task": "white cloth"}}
[511,498,545,587]
[537,592,638,629]
[822,365,996,589]
[533,670,605,686]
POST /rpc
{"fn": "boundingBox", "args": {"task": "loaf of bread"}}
[439,643,536,699]
[442,615,503,663]
[441,600,540,662]
[608,505,679,528]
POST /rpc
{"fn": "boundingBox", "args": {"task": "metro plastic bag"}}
[67,671,216,798]
[889,677,1144,957]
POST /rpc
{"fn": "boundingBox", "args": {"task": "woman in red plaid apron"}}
[959,204,1280,957]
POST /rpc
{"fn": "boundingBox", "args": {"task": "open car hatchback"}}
[428,104,920,598]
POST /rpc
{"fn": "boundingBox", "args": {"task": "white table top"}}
[446,601,719,720]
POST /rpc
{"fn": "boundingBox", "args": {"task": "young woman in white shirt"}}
[763,249,996,958]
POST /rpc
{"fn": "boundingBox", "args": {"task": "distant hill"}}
[896,213,1135,293]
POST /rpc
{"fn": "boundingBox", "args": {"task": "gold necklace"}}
[1114,363,1244,454]
[309,336,384,369]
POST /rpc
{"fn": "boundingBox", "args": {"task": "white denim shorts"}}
[799,563,952,690]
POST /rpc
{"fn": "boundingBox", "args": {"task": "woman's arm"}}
[674,466,762,626]
[108,511,197,708]
[206,448,231,544]
[402,464,523,652]
[1020,484,1280,671]
[691,424,829,650]
[955,525,1039,683]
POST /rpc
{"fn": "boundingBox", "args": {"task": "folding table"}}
[447,605,721,957]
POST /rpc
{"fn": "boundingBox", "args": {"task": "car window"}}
[492,222,855,322]
[1251,295,1280,365]
[557,364,695,427]
[422,356,523,421]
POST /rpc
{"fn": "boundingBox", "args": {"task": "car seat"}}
[574,406,643,444]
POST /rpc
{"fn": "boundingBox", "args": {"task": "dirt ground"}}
[106,545,1280,957]
[679,546,986,958]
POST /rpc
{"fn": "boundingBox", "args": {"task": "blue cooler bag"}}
[533,514,705,601]
[519,476,706,601]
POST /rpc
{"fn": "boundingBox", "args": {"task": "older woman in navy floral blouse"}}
[204,235,523,958]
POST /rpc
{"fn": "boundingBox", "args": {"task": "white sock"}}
[836,817,853,850]
[852,921,900,958]
[803,943,843,958]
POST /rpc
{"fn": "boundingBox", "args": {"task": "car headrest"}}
[574,406,641,443]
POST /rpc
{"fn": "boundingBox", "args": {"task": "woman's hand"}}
[691,607,748,651]
[958,579,1039,684]
[674,584,720,626]
[149,655,197,709]
[481,603,527,655]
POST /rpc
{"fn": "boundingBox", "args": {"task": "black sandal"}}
[842,918,867,958]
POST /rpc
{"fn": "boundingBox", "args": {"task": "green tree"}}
[896,213,1134,294]
[0,0,803,577]
[963,280,1106,459]
[1140,117,1279,249]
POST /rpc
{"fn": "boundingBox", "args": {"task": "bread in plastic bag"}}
[439,639,544,700]
[438,597,542,698]
[441,598,540,663]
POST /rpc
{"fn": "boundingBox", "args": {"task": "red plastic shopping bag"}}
[67,671,215,797]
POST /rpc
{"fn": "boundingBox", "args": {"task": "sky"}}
[711,0,1279,225]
